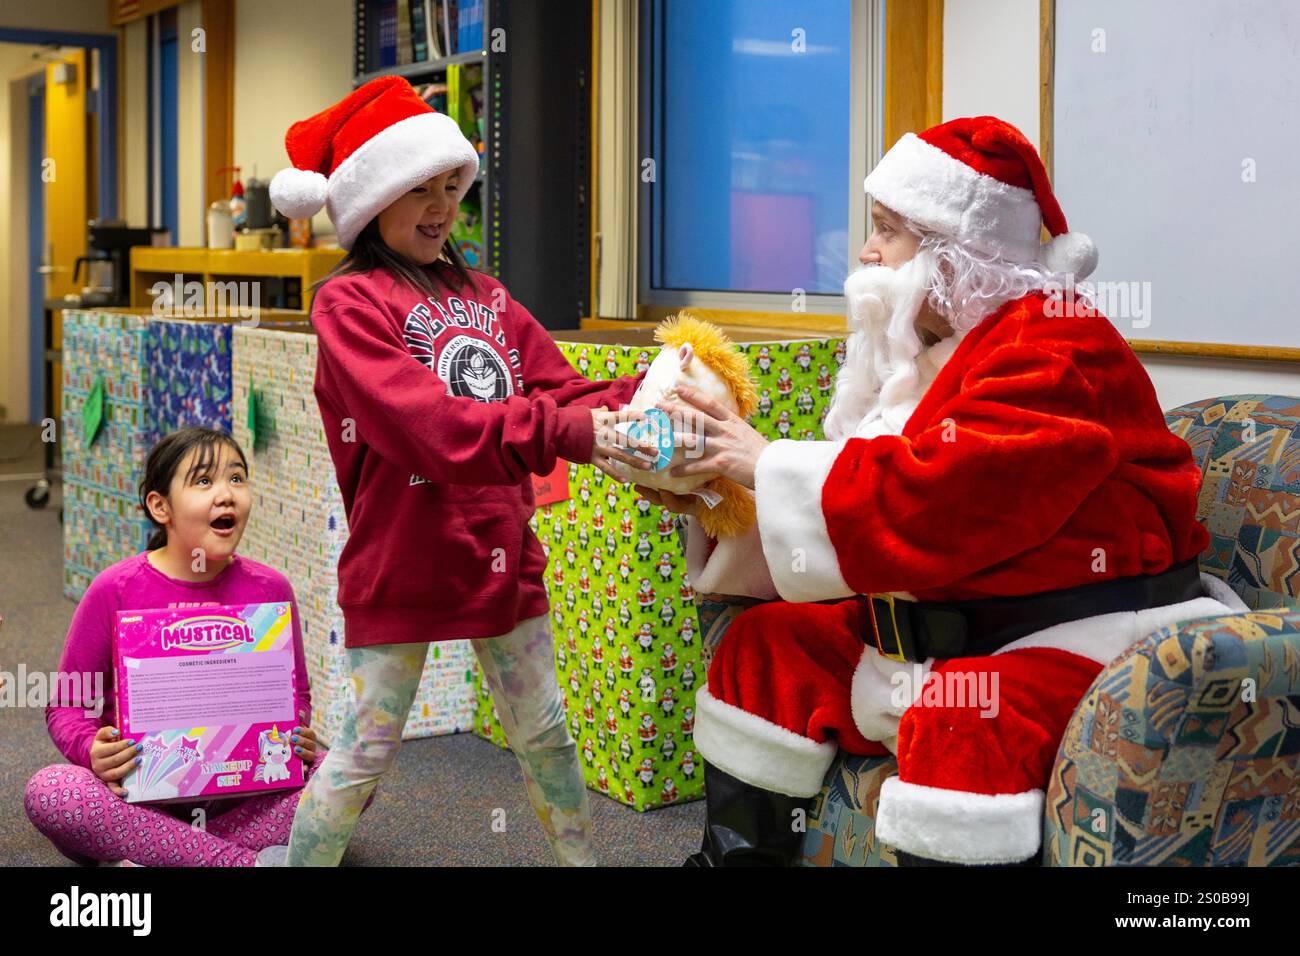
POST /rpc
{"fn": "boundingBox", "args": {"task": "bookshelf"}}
[352,0,593,330]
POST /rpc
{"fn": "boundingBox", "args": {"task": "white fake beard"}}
[823,250,937,442]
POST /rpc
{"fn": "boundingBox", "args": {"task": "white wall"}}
[941,0,1300,409]
[943,0,1040,146]
[232,0,354,239]
[121,20,148,228]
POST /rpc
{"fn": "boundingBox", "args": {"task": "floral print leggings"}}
[285,614,595,866]
[24,750,330,866]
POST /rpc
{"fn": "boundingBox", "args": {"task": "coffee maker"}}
[68,219,170,307]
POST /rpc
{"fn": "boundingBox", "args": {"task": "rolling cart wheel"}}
[24,479,50,510]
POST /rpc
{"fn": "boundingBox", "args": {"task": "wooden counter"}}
[130,247,346,314]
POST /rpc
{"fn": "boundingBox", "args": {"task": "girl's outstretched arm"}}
[506,289,647,411]
[313,290,603,486]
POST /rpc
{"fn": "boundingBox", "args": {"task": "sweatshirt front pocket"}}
[338,479,529,612]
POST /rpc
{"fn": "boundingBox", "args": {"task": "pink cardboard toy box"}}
[113,602,304,804]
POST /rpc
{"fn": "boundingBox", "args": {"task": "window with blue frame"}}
[642,0,854,297]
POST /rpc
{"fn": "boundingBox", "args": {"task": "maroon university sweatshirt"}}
[311,266,644,647]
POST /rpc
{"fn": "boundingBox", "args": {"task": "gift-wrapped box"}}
[143,318,234,444]
[231,326,477,746]
[61,311,153,599]
[61,313,235,599]
[473,328,844,810]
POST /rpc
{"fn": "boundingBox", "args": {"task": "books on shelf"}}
[458,0,483,53]
[410,0,429,61]
[396,0,412,64]
[440,0,458,55]
[366,0,483,76]
[377,0,398,68]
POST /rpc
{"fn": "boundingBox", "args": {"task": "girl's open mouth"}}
[417,223,444,240]
[210,515,237,534]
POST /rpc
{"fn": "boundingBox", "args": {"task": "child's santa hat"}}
[270,76,479,249]
[864,115,1098,278]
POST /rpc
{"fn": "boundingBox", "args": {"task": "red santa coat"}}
[757,291,1209,603]
[688,292,1243,864]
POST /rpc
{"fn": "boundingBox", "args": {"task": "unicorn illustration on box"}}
[612,314,759,538]
[253,725,294,783]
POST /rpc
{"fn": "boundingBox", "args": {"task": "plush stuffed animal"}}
[614,314,758,538]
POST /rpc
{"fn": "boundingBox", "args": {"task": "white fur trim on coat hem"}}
[684,515,778,600]
[992,591,1238,666]
[876,776,1045,864]
[754,439,855,604]
[693,685,836,798]
[850,647,933,743]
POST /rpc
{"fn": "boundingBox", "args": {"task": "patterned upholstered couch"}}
[701,395,1300,866]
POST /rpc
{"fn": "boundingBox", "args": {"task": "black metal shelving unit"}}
[352,0,592,328]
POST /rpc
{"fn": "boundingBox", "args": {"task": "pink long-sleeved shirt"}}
[45,552,312,769]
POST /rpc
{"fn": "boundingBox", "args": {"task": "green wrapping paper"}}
[474,330,845,810]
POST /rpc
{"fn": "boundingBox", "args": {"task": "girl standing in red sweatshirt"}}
[268,78,652,865]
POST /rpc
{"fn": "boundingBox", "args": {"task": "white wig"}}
[912,221,1068,330]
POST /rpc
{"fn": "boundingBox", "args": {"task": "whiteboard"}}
[1052,0,1300,349]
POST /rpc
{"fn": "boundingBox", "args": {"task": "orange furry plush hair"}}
[654,314,759,538]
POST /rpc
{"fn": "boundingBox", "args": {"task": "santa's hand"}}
[590,408,658,483]
[634,484,704,519]
[656,384,768,491]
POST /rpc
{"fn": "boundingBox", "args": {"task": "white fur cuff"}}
[850,646,933,743]
[754,439,855,604]
[693,685,836,798]
[684,516,779,600]
[876,777,1044,864]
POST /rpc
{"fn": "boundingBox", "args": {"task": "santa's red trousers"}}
[694,598,1103,864]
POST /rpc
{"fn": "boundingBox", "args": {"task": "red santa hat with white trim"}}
[864,115,1098,279]
[269,76,479,250]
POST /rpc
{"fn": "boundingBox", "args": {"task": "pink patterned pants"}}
[23,750,355,866]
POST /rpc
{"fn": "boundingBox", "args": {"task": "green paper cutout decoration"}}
[82,374,105,448]
[247,378,259,450]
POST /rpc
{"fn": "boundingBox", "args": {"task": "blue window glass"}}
[647,0,852,295]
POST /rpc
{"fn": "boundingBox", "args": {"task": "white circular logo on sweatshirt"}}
[434,335,514,403]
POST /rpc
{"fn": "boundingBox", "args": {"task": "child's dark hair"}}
[312,217,477,301]
[139,428,249,551]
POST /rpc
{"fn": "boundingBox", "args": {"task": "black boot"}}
[683,763,812,867]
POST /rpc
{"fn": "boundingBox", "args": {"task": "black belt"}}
[858,559,1204,663]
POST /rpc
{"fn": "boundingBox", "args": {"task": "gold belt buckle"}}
[867,593,906,663]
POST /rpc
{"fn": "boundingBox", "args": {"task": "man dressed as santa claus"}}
[643,116,1244,867]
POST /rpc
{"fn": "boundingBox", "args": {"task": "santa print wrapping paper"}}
[113,601,304,804]
[231,327,477,747]
[473,335,845,810]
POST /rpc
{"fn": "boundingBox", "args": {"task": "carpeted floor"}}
[0,428,704,866]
